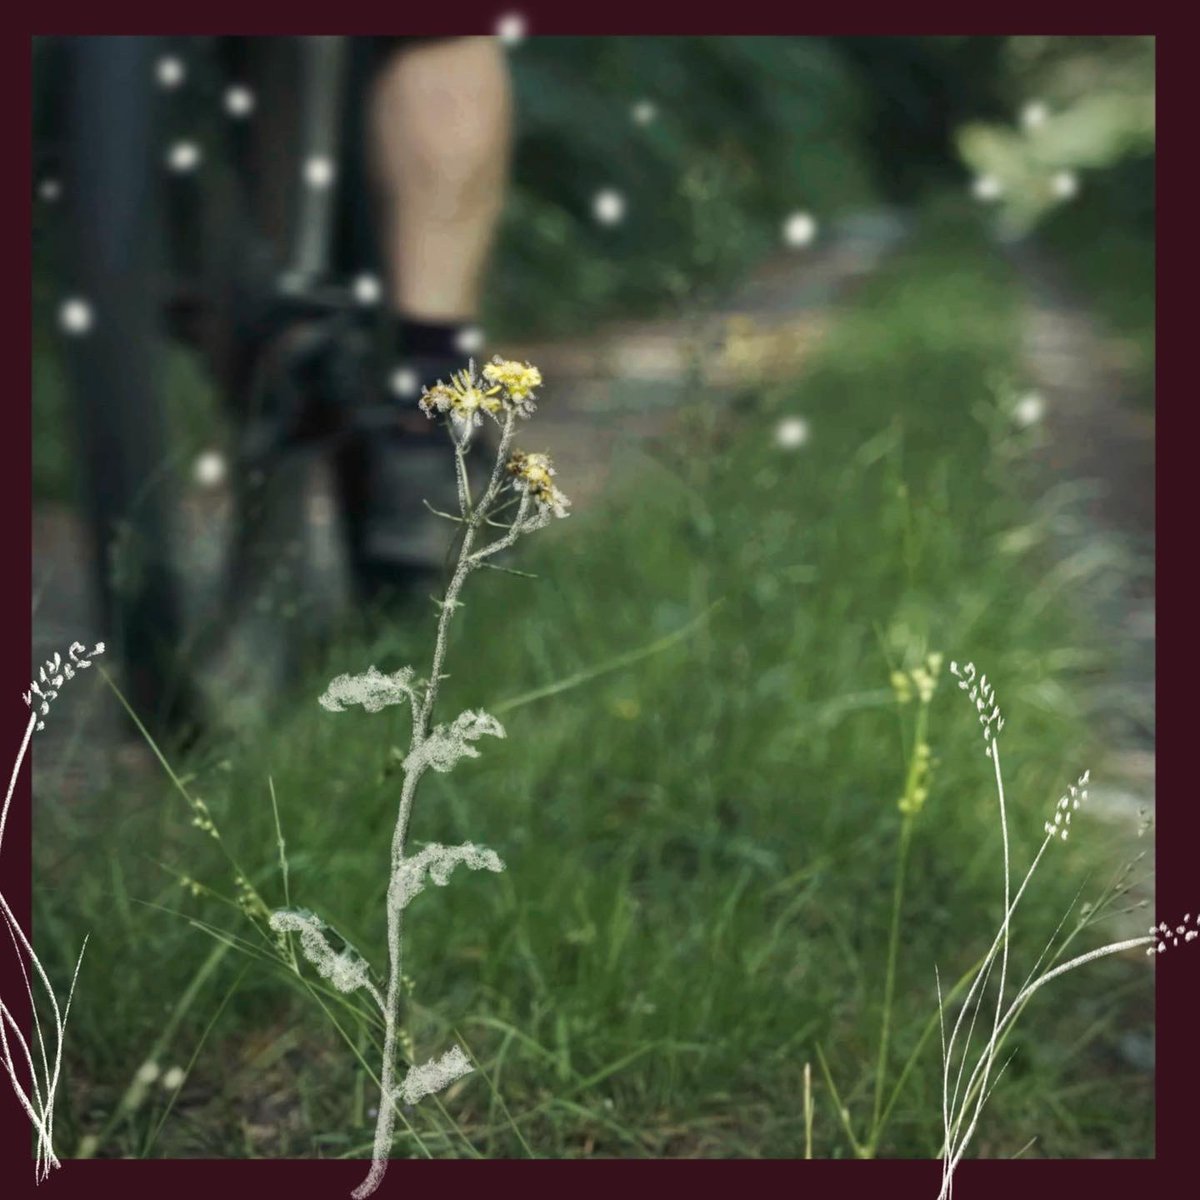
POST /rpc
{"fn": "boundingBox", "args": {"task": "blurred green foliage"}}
[955,36,1154,234]
[952,37,1154,407]
[487,37,879,337]
[835,37,1009,202]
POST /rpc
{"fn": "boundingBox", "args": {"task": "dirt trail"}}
[498,209,910,510]
[1009,240,1155,839]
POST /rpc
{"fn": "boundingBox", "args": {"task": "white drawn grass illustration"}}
[3,641,103,1181]
[934,660,1179,1197]
[815,651,1169,1180]
[272,357,567,1197]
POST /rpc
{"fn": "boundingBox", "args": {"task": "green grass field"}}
[33,203,1153,1161]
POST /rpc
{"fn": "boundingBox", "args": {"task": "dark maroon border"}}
[8,10,1185,1200]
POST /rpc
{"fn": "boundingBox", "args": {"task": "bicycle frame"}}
[290,37,349,285]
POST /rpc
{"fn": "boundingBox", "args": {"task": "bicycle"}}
[37,36,475,743]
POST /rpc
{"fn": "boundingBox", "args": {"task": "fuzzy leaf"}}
[319,665,417,714]
[397,1045,473,1105]
[394,843,505,912]
[269,908,373,994]
[404,709,506,774]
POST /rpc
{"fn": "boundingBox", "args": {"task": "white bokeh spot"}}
[972,174,1003,202]
[775,416,811,449]
[593,189,626,227]
[304,156,336,191]
[224,85,256,118]
[455,326,486,354]
[155,56,185,90]
[59,298,94,336]
[353,273,382,306]
[496,12,527,46]
[1013,392,1045,428]
[1021,100,1049,130]
[631,99,658,126]
[1051,170,1079,200]
[783,211,818,248]
[193,449,228,488]
[390,367,420,398]
[166,141,202,174]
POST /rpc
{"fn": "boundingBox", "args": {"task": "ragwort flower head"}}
[418,359,504,432]
[507,449,570,518]
[418,355,542,433]
[482,355,541,414]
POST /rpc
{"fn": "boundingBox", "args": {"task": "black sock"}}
[393,316,485,362]
[388,317,488,405]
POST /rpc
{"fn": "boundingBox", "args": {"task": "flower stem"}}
[869,812,914,1154]
[868,700,928,1154]
[354,412,516,1198]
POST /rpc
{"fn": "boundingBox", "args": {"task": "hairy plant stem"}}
[354,414,518,1199]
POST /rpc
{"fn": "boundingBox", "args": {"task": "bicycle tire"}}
[191,38,361,725]
[58,35,203,743]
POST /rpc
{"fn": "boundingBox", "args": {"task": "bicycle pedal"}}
[237,317,375,461]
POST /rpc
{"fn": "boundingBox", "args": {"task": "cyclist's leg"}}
[369,36,512,328]
[335,36,513,604]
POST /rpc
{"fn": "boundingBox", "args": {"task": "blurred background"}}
[31,35,1154,1160]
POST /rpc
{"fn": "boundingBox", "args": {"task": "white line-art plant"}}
[266,357,568,1198]
[934,660,1189,1198]
[3,641,104,1183]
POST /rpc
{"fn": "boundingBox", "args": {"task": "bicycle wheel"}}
[58,35,203,743]
[191,37,364,725]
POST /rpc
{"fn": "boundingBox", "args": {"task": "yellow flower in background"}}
[890,670,913,705]
[910,667,935,705]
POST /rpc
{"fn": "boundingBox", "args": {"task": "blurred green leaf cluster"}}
[955,36,1154,234]
[488,37,876,336]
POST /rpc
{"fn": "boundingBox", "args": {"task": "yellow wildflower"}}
[482,356,542,410]
[507,449,571,518]
[418,359,504,429]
